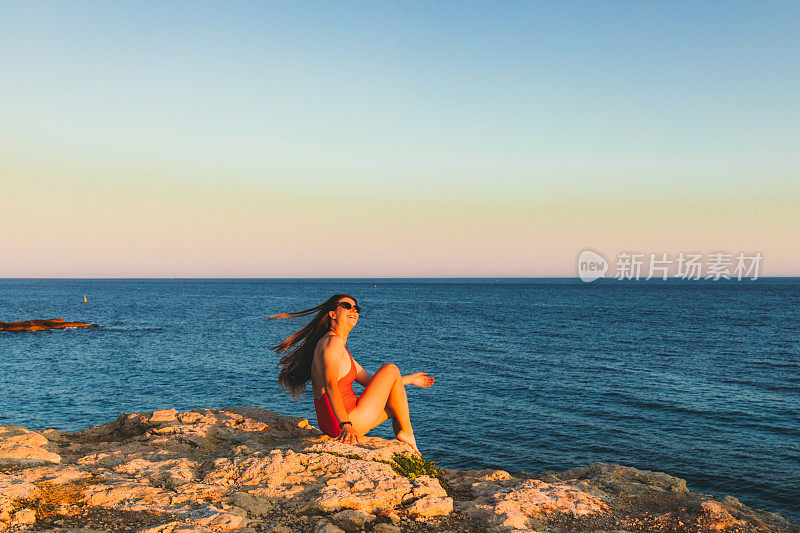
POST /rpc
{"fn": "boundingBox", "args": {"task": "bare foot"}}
[396,429,421,457]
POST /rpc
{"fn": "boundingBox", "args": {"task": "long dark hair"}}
[268,293,357,398]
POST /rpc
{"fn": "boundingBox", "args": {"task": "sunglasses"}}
[337,301,361,313]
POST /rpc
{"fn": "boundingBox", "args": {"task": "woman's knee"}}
[379,363,400,376]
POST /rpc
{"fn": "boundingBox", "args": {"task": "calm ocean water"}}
[1,278,798,521]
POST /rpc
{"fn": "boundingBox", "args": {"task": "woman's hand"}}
[336,424,362,445]
[406,372,435,388]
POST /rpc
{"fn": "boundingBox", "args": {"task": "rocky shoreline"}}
[0,319,98,332]
[0,407,796,532]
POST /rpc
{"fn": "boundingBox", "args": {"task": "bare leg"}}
[387,375,420,455]
[367,405,402,437]
[386,369,410,428]
[387,405,402,436]
[349,364,421,455]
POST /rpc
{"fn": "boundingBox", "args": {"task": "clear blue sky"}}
[1,2,798,276]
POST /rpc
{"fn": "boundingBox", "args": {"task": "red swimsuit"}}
[314,346,359,438]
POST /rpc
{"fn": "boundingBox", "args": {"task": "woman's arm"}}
[353,360,434,388]
[321,336,355,428]
[403,372,435,387]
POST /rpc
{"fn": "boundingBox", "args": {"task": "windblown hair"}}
[268,294,357,398]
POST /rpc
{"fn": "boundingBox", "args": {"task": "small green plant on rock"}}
[387,453,451,495]
[389,453,439,480]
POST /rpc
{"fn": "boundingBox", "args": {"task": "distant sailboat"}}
[83,294,87,303]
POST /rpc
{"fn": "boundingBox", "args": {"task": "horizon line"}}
[2,276,799,281]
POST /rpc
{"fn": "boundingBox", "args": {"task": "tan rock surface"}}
[0,408,796,532]
[0,426,62,467]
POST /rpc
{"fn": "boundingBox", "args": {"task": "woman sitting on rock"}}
[269,294,434,455]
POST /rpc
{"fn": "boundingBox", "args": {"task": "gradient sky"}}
[1,1,798,277]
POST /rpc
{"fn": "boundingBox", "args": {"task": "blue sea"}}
[1,278,798,522]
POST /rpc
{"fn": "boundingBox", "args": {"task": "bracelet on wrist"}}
[339,421,352,429]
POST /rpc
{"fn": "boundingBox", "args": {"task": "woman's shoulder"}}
[316,333,344,351]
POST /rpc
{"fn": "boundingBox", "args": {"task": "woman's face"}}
[330,297,359,327]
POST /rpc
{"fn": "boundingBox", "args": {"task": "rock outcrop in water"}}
[0,408,796,532]
[0,319,98,332]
